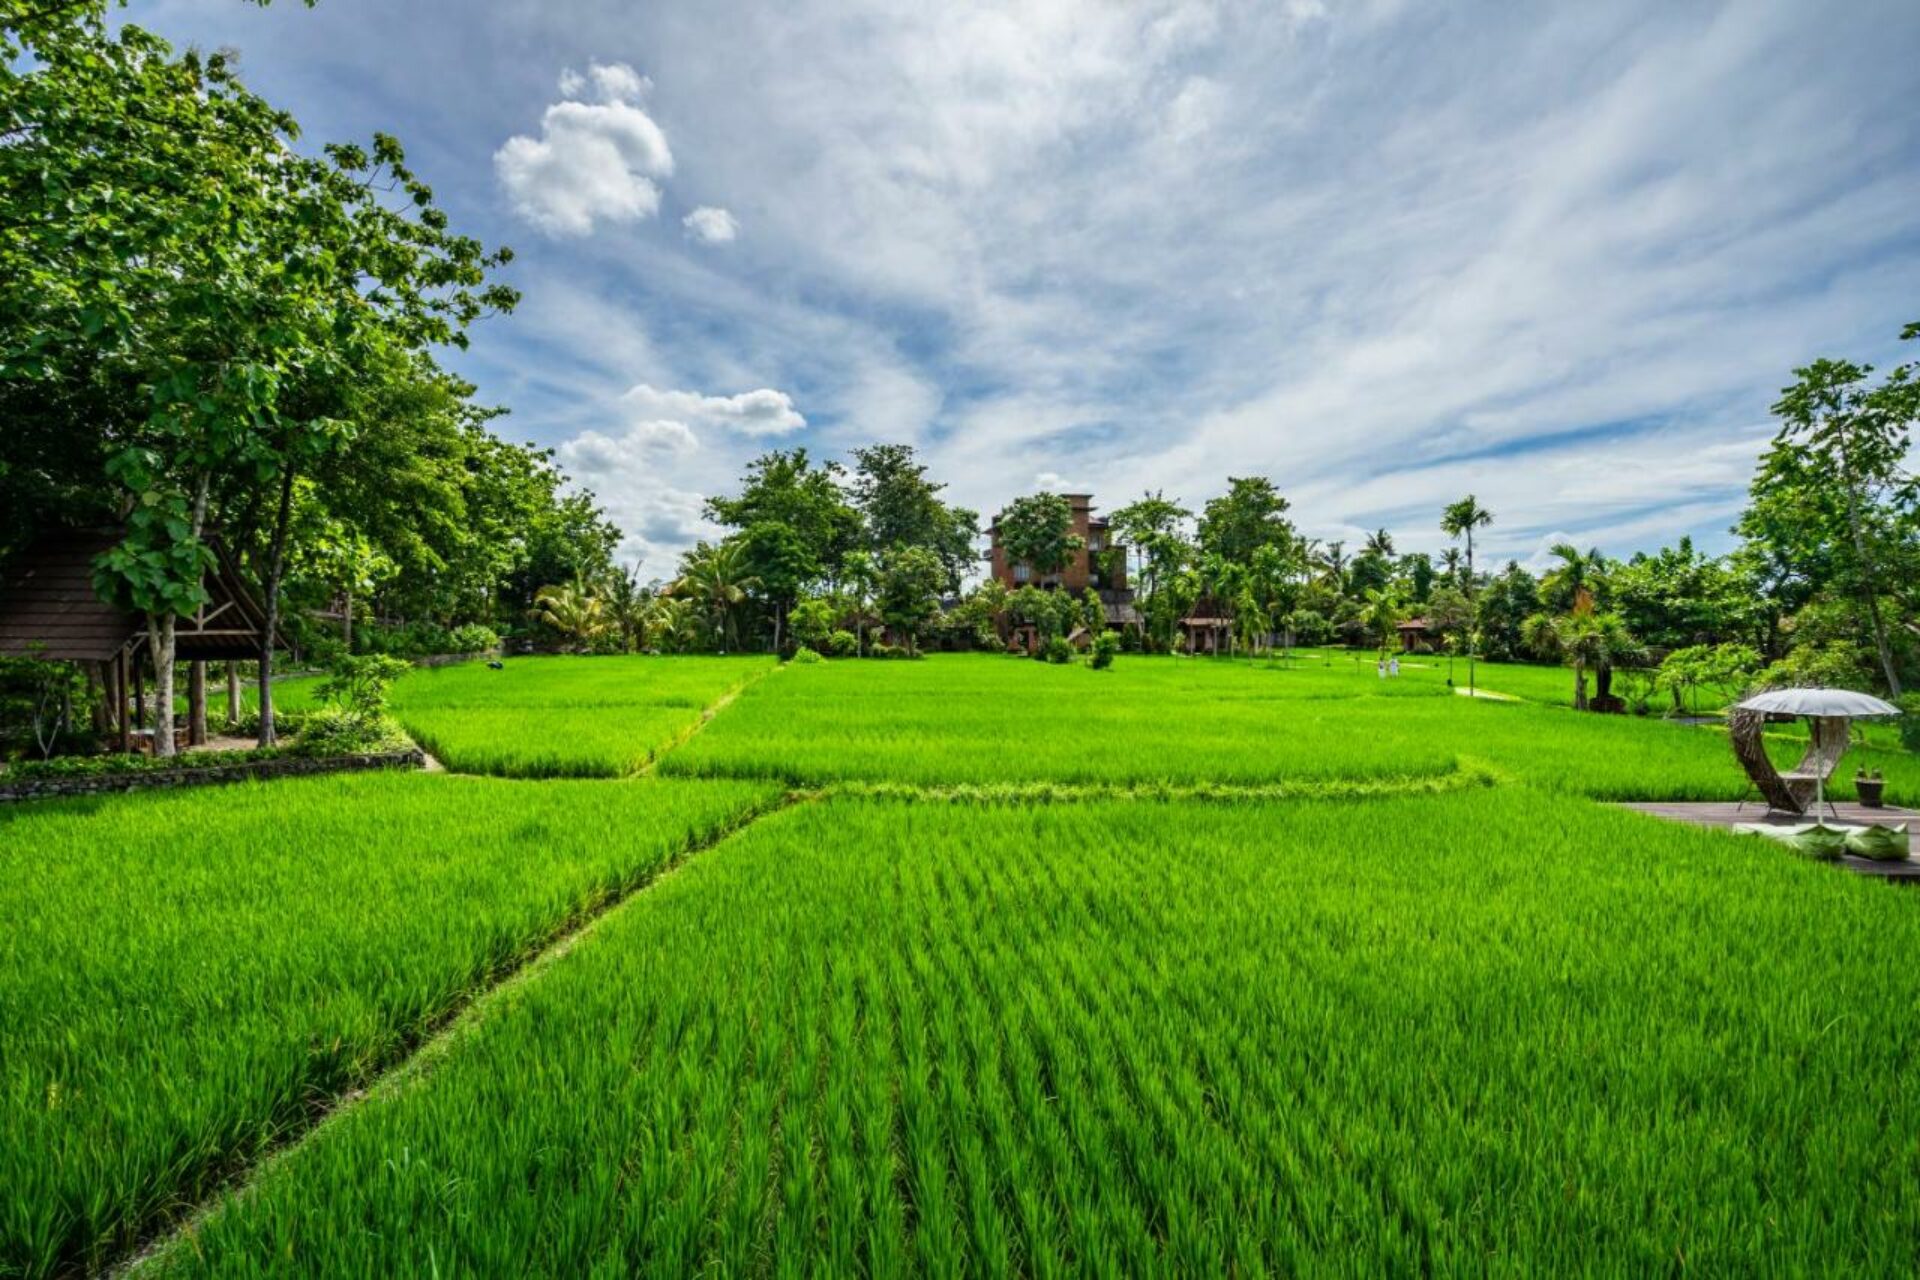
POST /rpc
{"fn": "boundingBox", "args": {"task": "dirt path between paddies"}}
[633,661,781,777]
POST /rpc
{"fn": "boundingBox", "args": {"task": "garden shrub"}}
[1044,636,1073,665]
[1900,693,1920,753]
[1090,631,1119,669]
[790,646,825,665]
[447,623,501,654]
[826,630,859,658]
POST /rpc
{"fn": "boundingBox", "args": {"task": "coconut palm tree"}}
[1363,585,1403,657]
[672,540,760,652]
[1439,546,1466,586]
[642,594,696,653]
[1364,528,1396,560]
[1441,495,1493,585]
[533,580,613,652]
[1314,540,1349,594]
[1539,542,1607,613]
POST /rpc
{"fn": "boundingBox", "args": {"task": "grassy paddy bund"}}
[3,653,1917,1276]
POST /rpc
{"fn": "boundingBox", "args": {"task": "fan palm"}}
[1523,599,1640,711]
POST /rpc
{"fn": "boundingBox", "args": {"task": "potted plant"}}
[1856,767,1886,808]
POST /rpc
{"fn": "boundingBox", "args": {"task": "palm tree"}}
[1440,496,1493,585]
[1364,528,1396,560]
[1523,599,1640,711]
[1439,546,1465,586]
[533,580,613,652]
[1199,553,1245,655]
[1314,540,1349,594]
[672,540,760,652]
[1540,542,1607,613]
[642,595,695,653]
[602,563,648,652]
[1363,585,1402,656]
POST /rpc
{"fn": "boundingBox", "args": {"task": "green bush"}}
[1899,694,1920,753]
[1045,636,1073,665]
[447,624,501,654]
[2,747,282,782]
[826,630,859,658]
[789,646,825,665]
[1090,631,1119,669]
[289,708,409,758]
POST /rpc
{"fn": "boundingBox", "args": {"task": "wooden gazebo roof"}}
[0,531,279,662]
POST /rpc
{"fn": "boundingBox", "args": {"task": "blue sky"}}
[132,0,1920,580]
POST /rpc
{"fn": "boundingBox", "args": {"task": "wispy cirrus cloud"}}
[136,0,1920,576]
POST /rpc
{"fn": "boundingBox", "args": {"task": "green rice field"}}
[388,655,776,776]
[0,773,777,1277]
[5,652,1918,1277]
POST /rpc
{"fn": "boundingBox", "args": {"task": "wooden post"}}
[188,660,208,747]
[132,655,145,741]
[118,649,132,753]
[226,661,241,727]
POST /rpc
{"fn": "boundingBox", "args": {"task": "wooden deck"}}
[1619,801,1920,881]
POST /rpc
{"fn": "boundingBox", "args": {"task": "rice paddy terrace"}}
[5,653,1918,1277]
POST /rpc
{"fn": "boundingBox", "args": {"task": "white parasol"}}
[1734,687,1902,820]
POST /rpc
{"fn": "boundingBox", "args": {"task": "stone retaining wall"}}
[0,749,426,804]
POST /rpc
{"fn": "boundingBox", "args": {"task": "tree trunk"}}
[343,584,354,651]
[1572,662,1588,711]
[258,464,296,747]
[226,661,241,727]
[1595,663,1613,705]
[188,660,207,746]
[1835,428,1901,696]
[149,613,177,756]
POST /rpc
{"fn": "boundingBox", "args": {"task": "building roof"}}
[1398,617,1433,631]
[0,531,280,662]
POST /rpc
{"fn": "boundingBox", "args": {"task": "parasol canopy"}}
[1735,687,1901,718]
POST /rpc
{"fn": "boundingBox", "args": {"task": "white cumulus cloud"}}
[620,383,806,436]
[683,206,739,244]
[495,62,674,236]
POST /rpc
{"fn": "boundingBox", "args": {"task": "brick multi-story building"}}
[985,494,1139,634]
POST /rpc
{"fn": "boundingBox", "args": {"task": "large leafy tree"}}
[996,492,1081,581]
[848,444,978,593]
[876,545,946,656]
[1198,476,1294,567]
[1611,537,1753,652]
[2,2,514,751]
[1108,492,1193,651]
[1743,354,1919,694]
[705,449,862,646]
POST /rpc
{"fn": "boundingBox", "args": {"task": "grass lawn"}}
[148,791,1920,1276]
[0,773,777,1278]
[6,651,1918,1277]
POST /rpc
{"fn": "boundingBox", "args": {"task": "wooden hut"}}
[0,531,278,751]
